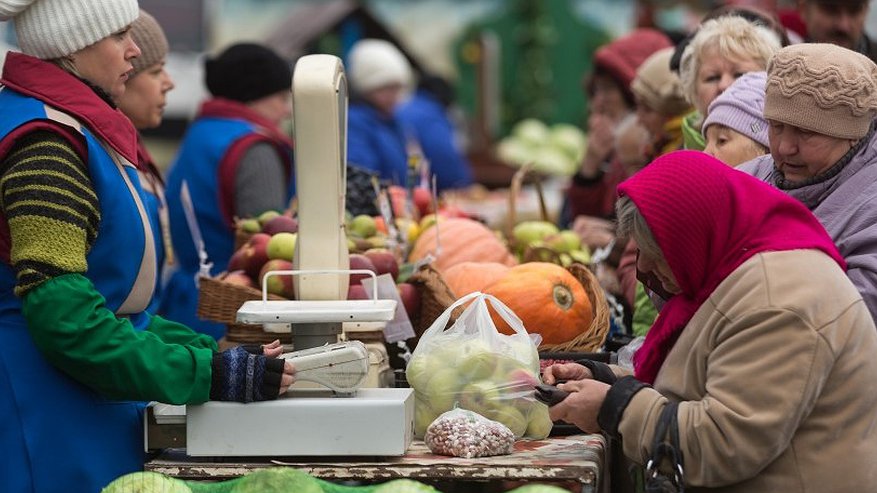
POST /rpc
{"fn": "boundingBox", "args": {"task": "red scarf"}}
[617,150,846,384]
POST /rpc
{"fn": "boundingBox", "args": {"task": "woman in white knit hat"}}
[0,2,295,491]
[346,38,414,185]
[740,43,877,323]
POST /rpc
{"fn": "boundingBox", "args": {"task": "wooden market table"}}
[145,434,606,492]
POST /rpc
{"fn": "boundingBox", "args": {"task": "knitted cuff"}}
[577,359,618,384]
[597,375,648,439]
[210,347,269,403]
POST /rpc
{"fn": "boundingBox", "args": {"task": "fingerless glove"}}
[209,346,285,402]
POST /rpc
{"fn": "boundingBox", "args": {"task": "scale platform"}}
[186,388,414,457]
[236,299,396,324]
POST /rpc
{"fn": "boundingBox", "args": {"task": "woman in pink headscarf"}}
[543,150,877,492]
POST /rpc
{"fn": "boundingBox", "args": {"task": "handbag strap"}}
[645,401,685,490]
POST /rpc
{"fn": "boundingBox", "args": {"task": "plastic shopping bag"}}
[406,292,553,439]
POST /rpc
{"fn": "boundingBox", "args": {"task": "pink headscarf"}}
[617,151,846,384]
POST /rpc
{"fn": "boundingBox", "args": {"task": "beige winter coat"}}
[617,249,877,492]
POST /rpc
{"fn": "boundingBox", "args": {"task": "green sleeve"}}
[147,315,218,351]
[22,273,213,404]
[632,281,659,337]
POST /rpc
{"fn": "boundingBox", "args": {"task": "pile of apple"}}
[225,211,300,298]
[225,211,423,322]
[511,220,591,267]
[406,337,553,440]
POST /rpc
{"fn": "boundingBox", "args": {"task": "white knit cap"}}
[347,38,412,94]
[0,0,139,59]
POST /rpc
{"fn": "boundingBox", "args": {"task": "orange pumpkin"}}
[408,217,517,272]
[484,262,593,345]
[442,261,511,298]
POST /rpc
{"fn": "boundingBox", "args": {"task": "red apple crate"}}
[197,273,291,345]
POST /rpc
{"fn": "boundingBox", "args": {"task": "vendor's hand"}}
[210,345,296,402]
[240,339,284,357]
[542,362,593,385]
[260,339,284,358]
[548,379,611,433]
[572,215,616,250]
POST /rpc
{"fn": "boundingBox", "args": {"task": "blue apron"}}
[162,117,293,340]
[0,89,156,493]
[137,165,169,315]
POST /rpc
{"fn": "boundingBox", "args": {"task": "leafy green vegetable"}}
[102,471,192,493]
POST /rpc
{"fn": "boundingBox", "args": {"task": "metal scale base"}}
[186,388,414,457]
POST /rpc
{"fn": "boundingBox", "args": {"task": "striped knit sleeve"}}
[0,130,99,296]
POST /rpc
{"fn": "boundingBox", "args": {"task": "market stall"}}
[147,52,611,493]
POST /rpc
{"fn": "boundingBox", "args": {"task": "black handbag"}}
[644,401,685,493]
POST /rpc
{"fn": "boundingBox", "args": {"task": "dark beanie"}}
[204,43,292,102]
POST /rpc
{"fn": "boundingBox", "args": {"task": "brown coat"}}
[617,250,877,492]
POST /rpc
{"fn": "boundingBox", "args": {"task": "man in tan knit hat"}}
[740,42,877,322]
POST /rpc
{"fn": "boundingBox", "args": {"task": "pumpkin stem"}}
[553,283,575,310]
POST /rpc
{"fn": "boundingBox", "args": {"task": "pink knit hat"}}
[703,71,770,148]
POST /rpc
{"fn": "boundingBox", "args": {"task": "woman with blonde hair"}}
[678,15,782,150]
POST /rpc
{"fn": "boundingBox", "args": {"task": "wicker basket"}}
[506,163,550,255]
[406,264,458,347]
[406,262,609,354]
[197,274,292,345]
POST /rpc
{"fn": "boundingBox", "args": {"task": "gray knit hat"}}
[0,0,138,60]
[130,10,168,75]
[631,47,690,117]
[764,43,877,139]
[703,71,770,148]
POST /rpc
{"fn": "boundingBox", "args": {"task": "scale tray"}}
[237,299,397,324]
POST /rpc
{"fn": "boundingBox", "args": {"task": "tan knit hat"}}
[0,0,138,59]
[631,47,691,117]
[130,10,169,75]
[764,43,877,139]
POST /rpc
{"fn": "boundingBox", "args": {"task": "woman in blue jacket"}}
[163,43,295,339]
[346,38,413,185]
[116,9,175,314]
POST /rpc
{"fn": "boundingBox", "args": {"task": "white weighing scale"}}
[162,54,413,457]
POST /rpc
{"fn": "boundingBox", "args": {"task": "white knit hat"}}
[347,38,412,95]
[0,0,139,60]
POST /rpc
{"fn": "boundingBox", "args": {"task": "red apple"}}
[347,284,370,300]
[364,248,399,281]
[242,233,271,279]
[262,215,299,235]
[396,282,421,320]
[224,269,256,289]
[348,253,377,285]
[412,187,433,217]
[259,259,294,298]
[227,247,248,272]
